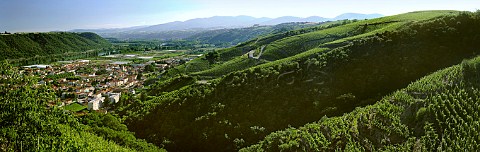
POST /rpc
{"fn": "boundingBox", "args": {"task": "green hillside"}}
[173,10,458,78]
[165,20,349,77]
[186,22,324,47]
[242,56,480,151]
[0,61,164,151]
[120,11,480,151]
[0,32,110,65]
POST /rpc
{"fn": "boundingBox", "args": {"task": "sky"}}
[0,0,479,32]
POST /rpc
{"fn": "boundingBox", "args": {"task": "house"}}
[156,64,168,69]
[87,96,105,110]
[108,92,121,103]
[88,99,100,110]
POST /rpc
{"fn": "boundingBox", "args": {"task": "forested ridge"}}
[119,11,480,151]
[185,22,326,47]
[0,32,110,65]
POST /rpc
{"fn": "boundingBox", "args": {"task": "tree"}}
[144,63,155,72]
[96,68,108,75]
[205,51,219,64]
[136,72,143,80]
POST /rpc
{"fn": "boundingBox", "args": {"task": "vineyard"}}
[121,10,480,151]
[168,10,459,80]
[242,56,480,151]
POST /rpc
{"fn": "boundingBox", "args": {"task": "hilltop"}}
[118,10,480,151]
[172,10,459,78]
[73,13,383,41]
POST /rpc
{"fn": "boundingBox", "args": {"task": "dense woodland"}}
[0,32,110,65]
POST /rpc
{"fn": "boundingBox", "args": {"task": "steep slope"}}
[0,32,110,64]
[182,11,457,78]
[167,20,351,77]
[243,55,480,151]
[122,11,480,151]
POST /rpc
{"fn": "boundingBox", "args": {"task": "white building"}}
[87,97,105,110]
[108,92,121,103]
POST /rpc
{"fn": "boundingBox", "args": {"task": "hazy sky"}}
[0,0,478,32]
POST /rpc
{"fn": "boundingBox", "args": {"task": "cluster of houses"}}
[20,51,202,112]
[21,60,144,112]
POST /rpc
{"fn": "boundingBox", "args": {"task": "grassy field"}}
[64,102,87,112]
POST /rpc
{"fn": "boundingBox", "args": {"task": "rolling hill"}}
[119,10,480,151]
[185,22,325,46]
[0,32,110,65]
[76,13,383,41]
[173,10,458,78]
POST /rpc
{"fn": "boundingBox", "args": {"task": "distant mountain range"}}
[70,13,383,34]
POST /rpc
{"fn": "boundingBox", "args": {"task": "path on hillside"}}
[248,45,266,59]
[196,80,211,85]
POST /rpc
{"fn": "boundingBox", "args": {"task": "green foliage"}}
[165,21,347,77]
[144,63,156,72]
[80,113,163,151]
[0,61,163,151]
[147,75,196,96]
[64,102,87,112]
[244,55,480,151]
[76,67,94,74]
[205,51,220,64]
[171,11,459,80]
[45,72,74,80]
[187,22,324,47]
[122,11,480,151]
[95,68,108,75]
[0,32,111,65]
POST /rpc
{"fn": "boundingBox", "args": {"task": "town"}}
[20,51,200,113]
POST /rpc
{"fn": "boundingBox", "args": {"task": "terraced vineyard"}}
[243,57,480,151]
[119,10,480,151]
[172,10,459,78]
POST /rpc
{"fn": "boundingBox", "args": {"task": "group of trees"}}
[205,51,220,64]
[45,72,74,80]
